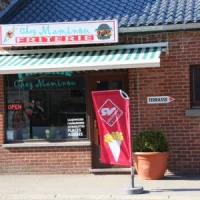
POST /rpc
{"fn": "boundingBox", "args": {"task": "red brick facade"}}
[0,146,92,174]
[127,31,200,174]
[0,31,200,174]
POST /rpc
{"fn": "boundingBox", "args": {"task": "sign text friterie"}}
[0,20,118,46]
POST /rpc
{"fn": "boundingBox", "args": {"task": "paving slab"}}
[0,174,199,200]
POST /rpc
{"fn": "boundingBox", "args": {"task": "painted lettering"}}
[101,108,116,116]
[20,26,36,36]
[18,71,72,79]
[14,80,33,90]
[13,79,76,90]
[39,26,51,35]
[16,35,94,43]
[38,25,90,36]
[35,79,76,88]
[16,37,26,43]
[150,97,168,102]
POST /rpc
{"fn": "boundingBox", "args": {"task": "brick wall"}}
[126,31,200,174]
[0,146,92,174]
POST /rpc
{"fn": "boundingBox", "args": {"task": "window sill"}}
[2,141,91,148]
[185,109,200,117]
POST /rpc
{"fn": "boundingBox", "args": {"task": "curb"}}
[1,194,200,200]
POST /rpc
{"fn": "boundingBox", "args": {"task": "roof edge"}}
[0,0,20,20]
[0,0,30,24]
[119,23,200,33]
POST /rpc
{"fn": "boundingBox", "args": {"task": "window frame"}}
[190,65,200,108]
[4,72,89,143]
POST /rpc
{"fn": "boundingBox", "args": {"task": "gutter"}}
[119,23,200,33]
[0,42,168,55]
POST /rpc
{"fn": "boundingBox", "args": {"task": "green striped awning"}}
[0,45,165,74]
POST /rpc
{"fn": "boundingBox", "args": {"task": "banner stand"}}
[120,91,143,195]
[92,90,143,194]
[123,166,143,195]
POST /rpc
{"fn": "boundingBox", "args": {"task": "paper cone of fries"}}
[104,132,123,162]
[3,27,16,43]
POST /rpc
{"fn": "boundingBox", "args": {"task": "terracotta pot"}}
[133,152,169,180]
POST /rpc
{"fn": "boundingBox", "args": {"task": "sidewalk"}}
[0,174,200,200]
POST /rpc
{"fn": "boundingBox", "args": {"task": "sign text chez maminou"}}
[0,20,118,47]
[147,96,175,104]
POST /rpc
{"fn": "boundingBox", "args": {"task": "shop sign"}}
[7,103,23,111]
[147,96,175,104]
[0,20,118,47]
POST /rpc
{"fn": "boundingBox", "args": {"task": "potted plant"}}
[132,130,169,180]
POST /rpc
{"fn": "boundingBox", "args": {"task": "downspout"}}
[137,68,140,132]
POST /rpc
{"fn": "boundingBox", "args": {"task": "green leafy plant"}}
[45,126,56,139]
[132,130,169,152]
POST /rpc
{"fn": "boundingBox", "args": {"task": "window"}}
[190,66,200,108]
[5,72,87,142]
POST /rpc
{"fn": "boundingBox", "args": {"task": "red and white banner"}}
[92,90,132,166]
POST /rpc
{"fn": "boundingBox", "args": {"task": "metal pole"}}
[131,166,134,188]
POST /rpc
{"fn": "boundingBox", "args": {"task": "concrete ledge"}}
[89,168,131,173]
[2,141,91,148]
[185,109,200,117]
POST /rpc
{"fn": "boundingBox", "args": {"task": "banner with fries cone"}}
[92,90,132,166]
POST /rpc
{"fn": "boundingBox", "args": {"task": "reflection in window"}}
[6,72,86,141]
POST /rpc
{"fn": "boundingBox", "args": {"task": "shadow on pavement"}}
[163,174,200,181]
[151,188,200,192]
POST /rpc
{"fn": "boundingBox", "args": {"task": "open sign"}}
[7,103,23,111]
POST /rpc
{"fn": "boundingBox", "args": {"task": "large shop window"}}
[190,66,200,108]
[5,72,86,142]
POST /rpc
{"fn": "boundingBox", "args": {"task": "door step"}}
[89,168,131,173]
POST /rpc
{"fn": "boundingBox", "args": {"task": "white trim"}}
[146,47,154,59]
[2,141,91,148]
[0,59,160,74]
[119,23,200,33]
[89,168,131,172]
[0,42,168,55]
[137,48,146,60]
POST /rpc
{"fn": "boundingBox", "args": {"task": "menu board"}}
[66,112,86,138]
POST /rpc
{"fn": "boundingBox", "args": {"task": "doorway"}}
[87,71,128,168]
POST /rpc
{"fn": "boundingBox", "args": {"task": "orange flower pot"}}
[133,152,169,180]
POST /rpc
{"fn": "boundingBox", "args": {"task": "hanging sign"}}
[92,90,132,166]
[0,20,118,47]
[147,96,175,104]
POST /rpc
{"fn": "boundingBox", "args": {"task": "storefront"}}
[0,19,169,173]
[1,0,200,175]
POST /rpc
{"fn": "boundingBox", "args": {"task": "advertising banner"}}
[0,20,118,47]
[92,90,132,166]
